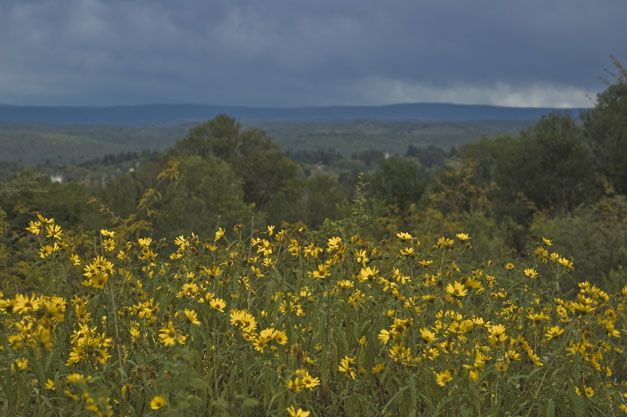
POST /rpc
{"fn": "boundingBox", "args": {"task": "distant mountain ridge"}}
[0,103,586,125]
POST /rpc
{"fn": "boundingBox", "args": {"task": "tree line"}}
[0,59,625,291]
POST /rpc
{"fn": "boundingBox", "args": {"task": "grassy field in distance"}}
[0,120,532,165]
[250,119,532,156]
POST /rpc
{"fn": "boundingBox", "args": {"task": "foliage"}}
[172,115,301,210]
[369,158,429,213]
[0,78,626,415]
[457,114,601,220]
[529,195,627,292]
[405,144,448,169]
[583,58,627,194]
[0,215,624,416]
[153,156,254,239]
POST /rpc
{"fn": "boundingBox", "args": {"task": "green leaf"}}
[241,398,259,408]
[545,398,555,417]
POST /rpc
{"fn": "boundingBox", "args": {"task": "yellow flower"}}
[527,312,550,321]
[66,373,87,384]
[137,237,152,247]
[338,356,357,379]
[287,369,320,392]
[46,223,63,240]
[303,243,323,258]
[435,370,452,387]
[286,406,310,417]
[557,257,574,270]
[399,247,414,256]
[82,256,114,289]
[575,386,594,398]
[214,227,225,241]
[327,236,342,252]
[445,281,468,298]
[418,259,433,267]
[103,238,116,252]
[26,220,42,235]
[456,233,470,241]
[378,329,391,345]
[288,239,300,256]
[465,366,479,381]
[100,229,115,238]
[69,254,81,266]
[309,263,331,280]
[13,293,40,315]
[371,362,386,374]
[523,268,538,279]
[159,321,186,346]
[354,249,369,265]
[487,324,507,345]
[256,239,273,256]
[253,327,288,352]
[150,395,168,410]
[177,282,199,299]
[396,232,414,241]
[130,325,140,342]
[506,349,521,361]
[435,236,454,249]
[419,328,437,343]
[337,279,355,289]
[209,298,227,313]
[545,325,564,340]
[44,379,56,390]
[174,235,189,250]
[358,266,378,282]
[229,309,257,334]
[14,357,29,371]
[505,262,515,270]
[180,309,201,326]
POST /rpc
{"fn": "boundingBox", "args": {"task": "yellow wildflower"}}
[150,395,167,410]
[396,232,414,240]
[286,406,310,417]
[338,356,357,379]
[445,281,468,298]
[435,370,452,387]
[456,233,470,241]
[523,268,538,279]
[545,326,564,340]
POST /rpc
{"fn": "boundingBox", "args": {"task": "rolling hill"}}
[0,102,585,125]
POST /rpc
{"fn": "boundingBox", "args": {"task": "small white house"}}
[50,174,64,184]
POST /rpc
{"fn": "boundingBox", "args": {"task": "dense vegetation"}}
[0,120,529,165]
[0,61,625,416]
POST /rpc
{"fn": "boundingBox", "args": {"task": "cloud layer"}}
[1,0,625,107]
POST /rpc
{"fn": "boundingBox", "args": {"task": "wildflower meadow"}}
[0,212,624,416]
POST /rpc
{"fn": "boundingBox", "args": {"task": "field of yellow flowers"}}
[0,214,625,416]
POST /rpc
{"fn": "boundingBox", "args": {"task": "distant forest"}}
[1,60,625,294]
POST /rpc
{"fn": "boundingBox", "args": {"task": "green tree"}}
[508,113,599,212]
[583,57,627,194]
[154,156,252,238]
[370,157,429,213]
[173,115,301,210]
[529,195,627,291]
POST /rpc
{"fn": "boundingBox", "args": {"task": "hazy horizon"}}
[0,101,590,110]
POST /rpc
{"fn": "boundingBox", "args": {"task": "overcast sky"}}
[1,0,625,107]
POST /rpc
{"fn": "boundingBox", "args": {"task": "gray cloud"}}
[0,0,625,106]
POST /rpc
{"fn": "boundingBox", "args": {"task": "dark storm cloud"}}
[1,0,625,106]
